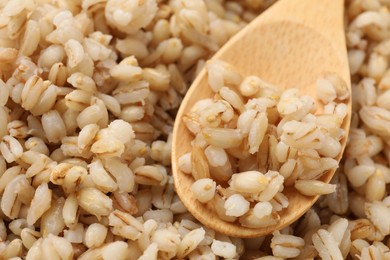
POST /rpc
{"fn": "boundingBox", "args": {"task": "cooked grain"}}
[0,0,388,258]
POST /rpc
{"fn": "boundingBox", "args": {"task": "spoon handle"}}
[261,0,346,57]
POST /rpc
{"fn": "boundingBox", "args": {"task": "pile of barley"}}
[0,0,389,259]
[179,61,349,228]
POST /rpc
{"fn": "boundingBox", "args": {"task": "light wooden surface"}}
[172,0,351,238]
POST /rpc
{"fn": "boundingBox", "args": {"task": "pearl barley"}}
[191,178,216,203]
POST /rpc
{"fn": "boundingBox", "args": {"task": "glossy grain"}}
[172,0,351,238]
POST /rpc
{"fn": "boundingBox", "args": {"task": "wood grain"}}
[172,0,351,238]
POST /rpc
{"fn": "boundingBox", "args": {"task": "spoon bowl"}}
[172,0,351,237]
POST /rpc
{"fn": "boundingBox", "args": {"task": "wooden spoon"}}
[172,0,351,238]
